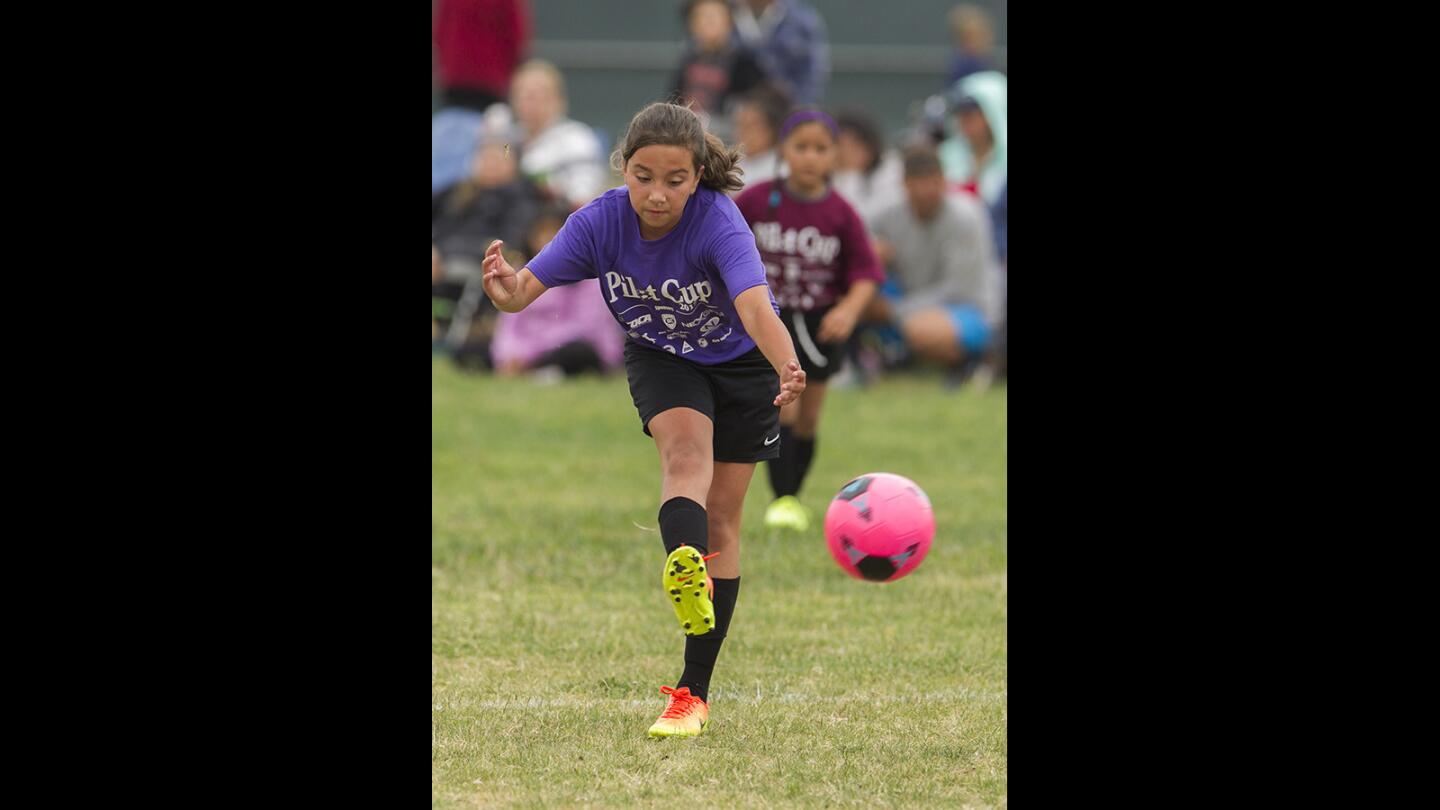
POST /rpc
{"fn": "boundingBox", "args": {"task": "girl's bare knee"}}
[662,441,707,477]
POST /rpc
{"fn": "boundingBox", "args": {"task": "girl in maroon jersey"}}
[734,108,885,531]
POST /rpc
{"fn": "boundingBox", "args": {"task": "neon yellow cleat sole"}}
[664,545,715,636]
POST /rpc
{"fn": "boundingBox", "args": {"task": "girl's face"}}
[689,0,732,52]
[780,121,835,193]
[836,129,874,173]
[958,107,993,151]
[734,103,774,155]
[624,144,703,239]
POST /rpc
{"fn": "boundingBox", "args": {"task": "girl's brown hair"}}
[610,102,745,193]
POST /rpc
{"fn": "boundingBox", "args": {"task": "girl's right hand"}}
[481,240,518,306]
[775,359,807,407]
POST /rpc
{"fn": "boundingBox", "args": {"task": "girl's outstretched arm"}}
[481,239,549,313]
[734,285,807,407]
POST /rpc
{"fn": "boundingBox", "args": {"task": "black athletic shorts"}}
[623,340,781,463]
[781,308,847,383]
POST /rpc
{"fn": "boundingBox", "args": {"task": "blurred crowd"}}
[432,0,1007,388]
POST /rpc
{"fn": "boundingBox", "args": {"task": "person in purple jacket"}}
[735,109,883,534]
[479,101,806,739]
[490,203,625,378]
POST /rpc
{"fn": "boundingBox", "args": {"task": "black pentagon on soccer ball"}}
[835,475,873,502]
[855,554,896,581]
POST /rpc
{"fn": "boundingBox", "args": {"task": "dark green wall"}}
[528,1,1006,50]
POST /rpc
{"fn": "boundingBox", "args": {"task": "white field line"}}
[434,688,1005,712]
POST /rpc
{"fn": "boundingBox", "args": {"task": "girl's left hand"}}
[775,359,807,407]
[817,306,858,343]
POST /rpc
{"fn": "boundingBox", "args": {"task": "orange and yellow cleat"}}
[647,685,710,737]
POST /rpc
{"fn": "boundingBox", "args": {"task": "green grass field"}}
[433,358,1007,808]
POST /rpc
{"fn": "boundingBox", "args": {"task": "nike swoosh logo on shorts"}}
[764,434,780,446]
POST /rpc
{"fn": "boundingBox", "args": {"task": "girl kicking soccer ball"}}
[480,101,806,738]
[734,108,883,532]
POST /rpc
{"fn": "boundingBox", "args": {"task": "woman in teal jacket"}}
[938,71,1007,207]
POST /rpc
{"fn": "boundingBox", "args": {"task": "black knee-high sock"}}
[677,576,739,702]
[792,435,817,496]
[658,496,708,557]
[766,425,797,498]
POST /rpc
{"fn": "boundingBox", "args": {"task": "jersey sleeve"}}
[525,199,601,287]
[708,195,773,302]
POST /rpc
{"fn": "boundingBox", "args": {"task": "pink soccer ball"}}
[824,473,935,582]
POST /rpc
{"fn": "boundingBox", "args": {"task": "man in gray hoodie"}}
[868,147,1001,376]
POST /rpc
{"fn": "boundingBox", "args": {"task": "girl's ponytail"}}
[699,130,745,193]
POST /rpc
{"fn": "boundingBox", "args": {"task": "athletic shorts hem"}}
[624,341,780,462]
[639,402,715,437]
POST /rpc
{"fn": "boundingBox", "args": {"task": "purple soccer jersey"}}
[526,186,778,364]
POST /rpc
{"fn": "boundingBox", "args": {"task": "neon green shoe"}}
[763,495,810,532]
[664,545,717,636]
[647,685,709,737]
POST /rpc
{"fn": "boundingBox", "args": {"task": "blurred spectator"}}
[433,108,484,195]
[672,0,766,126]
[432,0,531,112]
[945,4,1000,87]
[912,92,952,151]
[731,83,792,193]
[991,179,1006,265]
[432,133,541,272]
[830,108,906,229]
[491,204,624,379]
[432,125,541,368]
[732,0,830,105]
[510,60,608,208]
[868,148,1000,385]
[938,70,1007,206]
[434,103,516,196]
